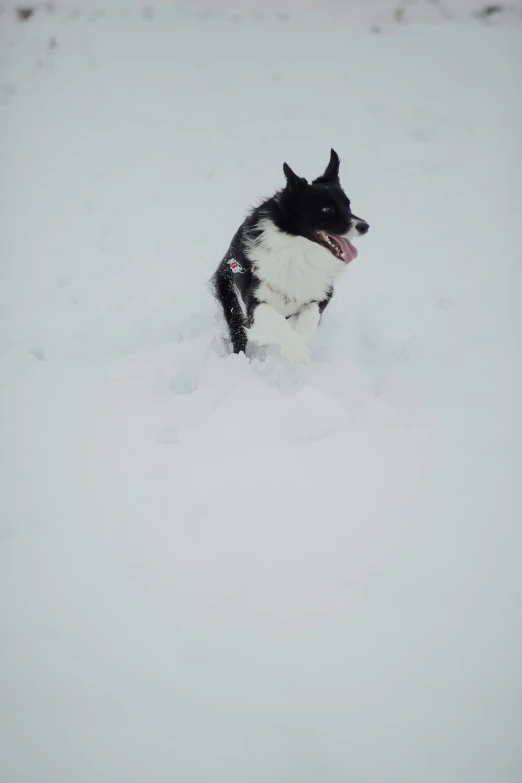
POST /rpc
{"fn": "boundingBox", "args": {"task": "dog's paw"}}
[280,334,310,365]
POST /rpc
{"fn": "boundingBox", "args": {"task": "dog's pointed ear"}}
[313,148,340,184]
[283,162,307,190]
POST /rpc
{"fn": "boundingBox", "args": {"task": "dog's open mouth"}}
[317,231,358,264]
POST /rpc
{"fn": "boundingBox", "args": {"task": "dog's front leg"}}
[248,303,310,364]
[291,302,320,344]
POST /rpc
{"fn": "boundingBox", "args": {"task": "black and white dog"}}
[212,150,369,364]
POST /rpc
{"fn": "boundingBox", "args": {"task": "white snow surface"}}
[1,2,522,782]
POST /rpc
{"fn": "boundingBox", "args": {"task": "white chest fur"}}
[248,219,345,315]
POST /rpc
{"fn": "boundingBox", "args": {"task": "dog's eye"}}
[321,205,335,214]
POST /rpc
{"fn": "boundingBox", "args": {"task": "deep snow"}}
[1,2,522,782]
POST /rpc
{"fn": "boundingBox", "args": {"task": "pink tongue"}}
[334,235,358,264]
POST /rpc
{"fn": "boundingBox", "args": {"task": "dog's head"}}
[277,149,369,264]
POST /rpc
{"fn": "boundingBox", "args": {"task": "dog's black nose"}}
[356,221,369,235]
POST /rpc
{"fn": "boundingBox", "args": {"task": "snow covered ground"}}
[1,1,522,781]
